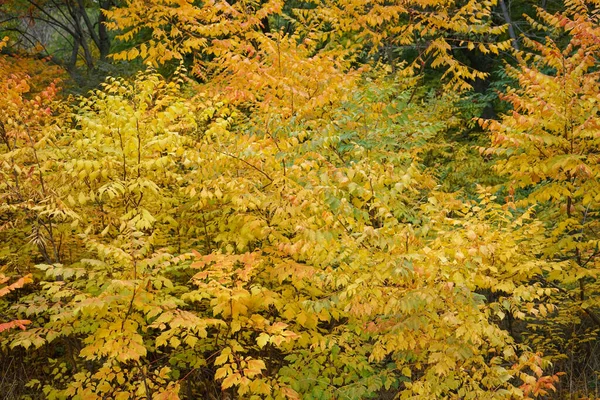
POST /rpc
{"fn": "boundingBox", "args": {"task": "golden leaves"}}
[0,35,574,398]
[214,348,268,393]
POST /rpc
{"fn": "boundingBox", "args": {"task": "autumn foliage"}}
[1,0,600,399]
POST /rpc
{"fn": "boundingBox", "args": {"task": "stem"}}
[201,212,212,253]
[136,360,153,400]
[215,150,273,182]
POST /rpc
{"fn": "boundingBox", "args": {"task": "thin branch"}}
[47,0,79,31]
[76,0,101,48]
[23,0,78,37]
[215,150,273,182]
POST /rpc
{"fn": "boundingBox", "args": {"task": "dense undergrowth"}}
[1,1,600,399]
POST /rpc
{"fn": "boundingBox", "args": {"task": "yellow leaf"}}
[215,348,231,365]
[256,333,269,348]
[214,366,229,380]
[221,373,240,389]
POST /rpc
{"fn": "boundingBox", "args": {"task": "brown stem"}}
[216,150,273,182]
[136,361,153,400]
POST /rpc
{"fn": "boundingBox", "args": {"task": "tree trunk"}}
[98,0,111,60]
[499,0,520,51]
[69,37,80,71]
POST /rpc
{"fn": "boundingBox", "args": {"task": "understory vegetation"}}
[1,0,600,398]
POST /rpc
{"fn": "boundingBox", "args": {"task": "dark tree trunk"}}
[69,37,80,70]
[98,0,112,60]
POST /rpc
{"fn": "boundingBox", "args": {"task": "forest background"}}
[1,0,600,398]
